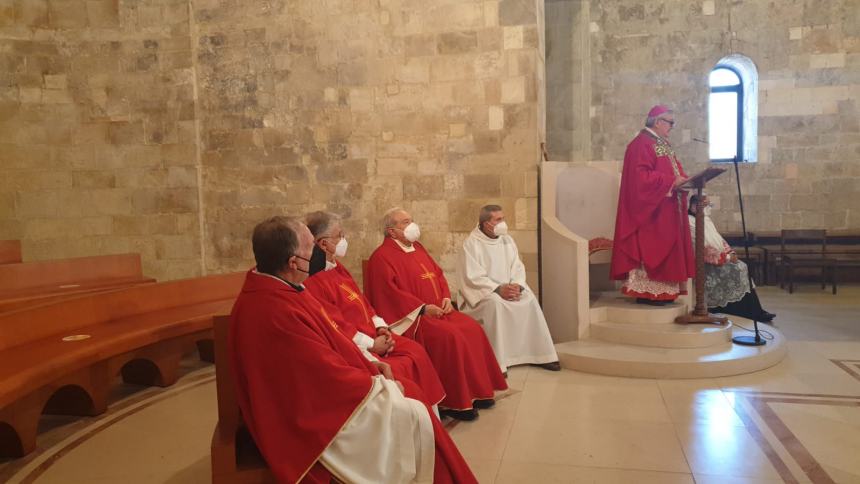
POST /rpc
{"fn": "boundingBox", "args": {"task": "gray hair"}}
[479,204,503,225]
[304,211,342,240]
[382,207,405,236]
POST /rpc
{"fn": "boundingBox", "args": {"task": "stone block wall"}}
[194,0,545,289]
[0,0,545,289]
[546,0,860,233]
[0,0,203,280]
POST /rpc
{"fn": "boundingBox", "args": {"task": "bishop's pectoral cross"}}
[418,263,440,301]
[339,283,370,324]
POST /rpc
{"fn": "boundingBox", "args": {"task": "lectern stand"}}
[675,167,729,325]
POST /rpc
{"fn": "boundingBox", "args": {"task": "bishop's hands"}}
[672,175,689,190]
[497,283,522,301]
[372,360,404,394]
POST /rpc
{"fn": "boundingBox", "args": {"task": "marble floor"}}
[1,285,859,483]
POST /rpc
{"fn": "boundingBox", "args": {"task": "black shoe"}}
[538,361,562,371]
[636,298,670,306]
[473,399,495,410]
[441,408,478,421]
[759,311,776,321]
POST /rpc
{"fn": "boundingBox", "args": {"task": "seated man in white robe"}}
[457,205,560,374]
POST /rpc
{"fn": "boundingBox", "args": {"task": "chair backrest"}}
[0,240,22,264]
[213,314,240,431]
[781,229,827,252]
[361,259,369,293]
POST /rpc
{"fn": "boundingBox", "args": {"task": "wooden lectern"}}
[675,167,729,325]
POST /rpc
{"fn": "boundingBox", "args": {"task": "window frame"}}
[708,65,744,163]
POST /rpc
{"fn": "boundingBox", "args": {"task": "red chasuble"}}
[610,129,695,283]
[230,270,477,484]
[366,238,508,410]
[304,262,446,406]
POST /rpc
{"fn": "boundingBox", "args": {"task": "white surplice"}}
[320,376,434,484]
[457,227,558,372]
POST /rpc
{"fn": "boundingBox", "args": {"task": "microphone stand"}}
[729,155,765,346]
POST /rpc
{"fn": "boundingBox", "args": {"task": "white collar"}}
[471,226,502,245]
[393,238,416,253]
[324,260,337,271]
[252,269,305,289]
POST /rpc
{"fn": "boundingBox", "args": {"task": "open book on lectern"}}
[679,167,726,189]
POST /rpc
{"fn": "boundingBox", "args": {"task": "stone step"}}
[556,326,787,379]
[589,297,689,325]
[590,320,733,348]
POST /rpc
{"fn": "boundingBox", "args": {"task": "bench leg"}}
[0,398,41,458]
[778,262,784,289]
[197,339,215,363]
[832,266,837,295]
[788,264,794,294]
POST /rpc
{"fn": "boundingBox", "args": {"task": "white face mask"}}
[403,222,421,242]
[492,221,508,236]
[334,237,348,257]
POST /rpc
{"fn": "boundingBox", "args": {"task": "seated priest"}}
[688,195,775,322]
[457,205,560,374]
[302,210,446,410]
[229,216,477,483]
[365,207,508,421]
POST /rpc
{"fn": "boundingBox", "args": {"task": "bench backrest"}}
[0,271,245,352]
[214,314,241,432]
[0,253,146,293]
[0,240,22,264]
[781,229,826,252]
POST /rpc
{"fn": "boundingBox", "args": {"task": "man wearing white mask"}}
[366,207,508,421]
[457,205,560,373]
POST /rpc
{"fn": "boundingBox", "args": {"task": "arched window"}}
[708,55,758,162]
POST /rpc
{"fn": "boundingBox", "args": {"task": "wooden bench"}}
[0,240,22,264]
[0,272,245,458]
[0,253,156,313]
[211,315,275,484]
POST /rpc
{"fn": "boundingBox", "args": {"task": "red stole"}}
[610,130,695,282]
[229,270,377,483]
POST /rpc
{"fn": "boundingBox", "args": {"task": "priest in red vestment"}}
[366,208,508,421]
[610,105,695,305]
[229,216,477,483]
[303,211,446,409]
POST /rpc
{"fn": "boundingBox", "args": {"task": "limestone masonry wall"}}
[0,0,545,289]
[546,0,860,233]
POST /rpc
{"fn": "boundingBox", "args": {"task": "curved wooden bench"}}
[0,240,22,264]
[0,253,156,313]
[0,272,244,458]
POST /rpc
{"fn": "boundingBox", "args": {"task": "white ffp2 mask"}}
[493,221,509,236]
[334,237,348,257]
[403,222,421,242]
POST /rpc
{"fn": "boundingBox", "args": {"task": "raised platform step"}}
[556,326,787,379]
[589,293,689,325]
[590,320,733,348]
